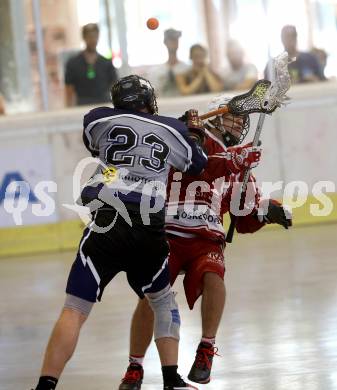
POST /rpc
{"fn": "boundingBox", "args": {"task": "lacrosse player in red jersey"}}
[119,95,292,389]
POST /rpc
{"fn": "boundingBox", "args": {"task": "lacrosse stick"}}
[226,51,291,243]
[200,79,275,120]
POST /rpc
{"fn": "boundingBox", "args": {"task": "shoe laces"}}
[195,344,219,369]
[122,365,143,383]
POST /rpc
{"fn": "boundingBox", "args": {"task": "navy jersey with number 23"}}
[81,106,207,208]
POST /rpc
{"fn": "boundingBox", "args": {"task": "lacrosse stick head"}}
[207,94,250,146]
[263,51,291,111]
[227,79,275,115]
[200,56,291,120]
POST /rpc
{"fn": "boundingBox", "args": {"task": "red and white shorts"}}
[167,234,225,310]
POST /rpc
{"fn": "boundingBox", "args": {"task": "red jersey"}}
[165,130,265,242]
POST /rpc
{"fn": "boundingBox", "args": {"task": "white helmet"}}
[206,94,250,146]
[207,94,231,112]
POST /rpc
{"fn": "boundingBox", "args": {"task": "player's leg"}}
[130,298,154,357]
[128,256,197,390]
[183,242,225,384]
[201,272,226,340]
[146,284,179,365]
[33,245,98,390]
[40,299,92,376]
[119,298,154,390]
[119,236,185,390]
[147,238,186,367]
[33,211,117,390]
[146,284,197,389]
[188,273,225,383]
[120,287,185,390]
[34,293,94,389]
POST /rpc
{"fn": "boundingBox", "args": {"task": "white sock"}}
[129,354,144,366]
[201,336,216,346]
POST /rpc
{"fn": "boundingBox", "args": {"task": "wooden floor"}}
[1,224,337,390]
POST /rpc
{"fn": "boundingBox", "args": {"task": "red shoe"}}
[119,363,143,390]
[187,342,219,384]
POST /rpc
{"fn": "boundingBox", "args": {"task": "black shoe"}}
[163,373,198,389]
[187,342,219,384]
[119,363,143,390]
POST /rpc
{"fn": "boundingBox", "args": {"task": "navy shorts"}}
[66,206,170,302]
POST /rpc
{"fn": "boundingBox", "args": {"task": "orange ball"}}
[146,17,159,30]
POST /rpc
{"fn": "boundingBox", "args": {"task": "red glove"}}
[227,142,262,173]
[183,109,205,144]
[185,108,203,128]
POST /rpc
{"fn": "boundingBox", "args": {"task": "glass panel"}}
[124,0,206,66]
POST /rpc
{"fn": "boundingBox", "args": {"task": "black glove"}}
[265,200,292,229]
[178,112,188,123]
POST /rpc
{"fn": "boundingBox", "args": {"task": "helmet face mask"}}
[207,94,250,147]
[111,75,158,114]
[213,113,250,147]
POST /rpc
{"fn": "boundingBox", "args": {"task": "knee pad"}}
[64,294,94,317]
[146,287,180,341]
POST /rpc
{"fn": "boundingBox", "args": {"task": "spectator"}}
[176,44,223,95]
[0,93,5,115]
[223,40,258,91]
[151,28,188,97]
[267,25,324,83]
[311,47,328,79]
[64,23,118,106]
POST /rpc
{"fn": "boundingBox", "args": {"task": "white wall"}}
[0,81,336,228]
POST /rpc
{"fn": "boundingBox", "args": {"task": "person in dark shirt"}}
[265,25,324,83]
[65,23,118,106]
[311,47,328,79]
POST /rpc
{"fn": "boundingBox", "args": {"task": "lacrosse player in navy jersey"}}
[32,75,207,390]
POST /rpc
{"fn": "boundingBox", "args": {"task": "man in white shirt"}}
[151,28,188,97]
[223,40,258,91]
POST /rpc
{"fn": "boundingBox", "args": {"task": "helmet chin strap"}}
[222,132,239,147]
